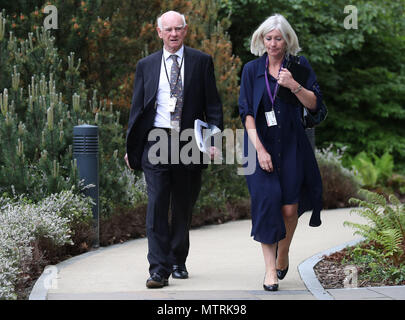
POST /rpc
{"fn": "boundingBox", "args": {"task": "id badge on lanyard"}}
[265,110,277,127]
[265,56,282,127]
[168,96,177,112]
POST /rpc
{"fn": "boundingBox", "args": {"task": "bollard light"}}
[73,124,99,248]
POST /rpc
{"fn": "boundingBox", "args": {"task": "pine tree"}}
[0,12,132,218]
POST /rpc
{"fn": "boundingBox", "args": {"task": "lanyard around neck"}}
[264,56,284,108]
[163,54,184,96]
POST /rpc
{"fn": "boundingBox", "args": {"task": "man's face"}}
[157,13,188,53]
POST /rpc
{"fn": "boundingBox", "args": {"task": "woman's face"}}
[263,29,286,59]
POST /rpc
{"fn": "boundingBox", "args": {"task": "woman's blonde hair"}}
[250,14,301,56]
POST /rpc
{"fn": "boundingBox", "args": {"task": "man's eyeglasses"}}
[162,26,185,33]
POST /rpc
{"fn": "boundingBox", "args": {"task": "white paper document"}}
[194,119,221,153]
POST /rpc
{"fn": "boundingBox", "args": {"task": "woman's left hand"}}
[278,68,317,110]
[277,68,297,90]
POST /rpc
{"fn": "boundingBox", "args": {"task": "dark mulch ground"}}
[97,201,251,246]
[314,247,354,289]
[314,244,405,289]
[315,193,405,290]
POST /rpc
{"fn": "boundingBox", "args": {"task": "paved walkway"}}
[30,208,405,300]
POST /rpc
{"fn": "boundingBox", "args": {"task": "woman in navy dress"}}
[238,14,324,291]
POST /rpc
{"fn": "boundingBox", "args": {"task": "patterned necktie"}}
[169,54,183,132]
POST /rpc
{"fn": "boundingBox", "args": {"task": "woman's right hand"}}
[244,115,274,173]
[257,147,273,172]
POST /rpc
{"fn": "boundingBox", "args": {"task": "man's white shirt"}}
[154,46,185,128]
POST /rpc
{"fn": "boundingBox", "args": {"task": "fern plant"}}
[345,189,405,267]
[351,152,379,187]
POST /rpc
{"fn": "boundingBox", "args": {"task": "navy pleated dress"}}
[239,53,323,244]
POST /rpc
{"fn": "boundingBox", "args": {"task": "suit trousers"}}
[141,138,202,278]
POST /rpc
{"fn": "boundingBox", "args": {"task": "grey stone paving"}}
[327,286,405,300]
[30,208,405,301]
[47,290,315,300]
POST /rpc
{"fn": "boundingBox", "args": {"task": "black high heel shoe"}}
[263,274,279,291]
[263,283,279,291]
[276,265,289,280]
[276,245,289,280]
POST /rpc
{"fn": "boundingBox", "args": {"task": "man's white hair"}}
[157,11,187,29]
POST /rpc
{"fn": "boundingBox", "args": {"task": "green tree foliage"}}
[0,12,134,217]
[127,0,242,129]
[219,0,405,172]
[0,1,244,215]
[1,0,243,126]
[2,0,241,126]
[0,0,161,118]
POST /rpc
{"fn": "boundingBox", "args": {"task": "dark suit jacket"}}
[126,46,223,170]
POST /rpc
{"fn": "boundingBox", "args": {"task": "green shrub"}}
[349,151,394,188]
[316,145,360,209]
[342,243,405,286]
[387,174,405,196]
[195,163,249,214]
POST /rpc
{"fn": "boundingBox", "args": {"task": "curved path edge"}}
[297,238,364,300]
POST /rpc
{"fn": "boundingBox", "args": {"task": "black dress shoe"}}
[172,265,188,279]
[146,273,169,288]
[263,283,279,291]
[276,265,289,280]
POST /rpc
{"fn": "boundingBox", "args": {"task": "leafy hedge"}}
[316,145,360,209]
[0,189,93,300]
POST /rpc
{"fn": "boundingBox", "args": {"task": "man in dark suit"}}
[125,11,223,288]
